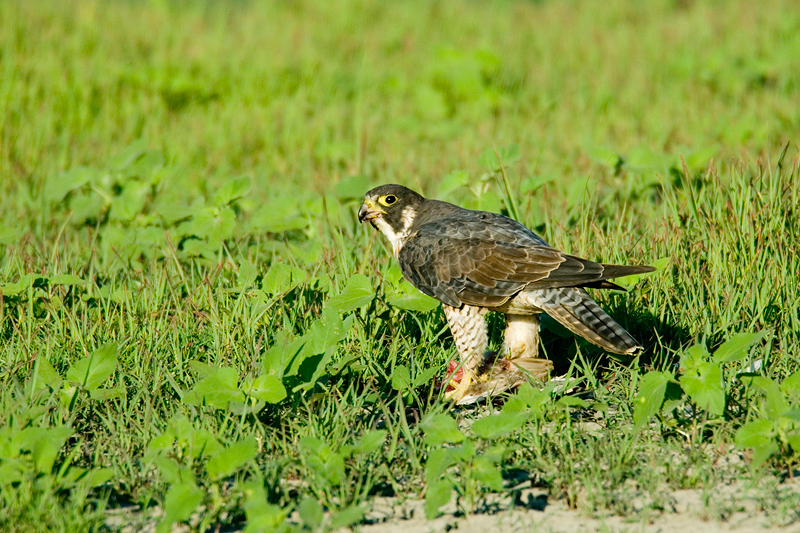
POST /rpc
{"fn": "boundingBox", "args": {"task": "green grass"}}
[1,0,800,531]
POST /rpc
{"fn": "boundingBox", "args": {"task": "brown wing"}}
[397,211,653,308]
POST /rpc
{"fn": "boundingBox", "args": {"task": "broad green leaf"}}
[742,376,789,419]
[421,414,465,446]
[20,426,72,473]
[188,360,215,379]
[154,197,197,226]
[125,148,165,182]
[263,331,302,377]
[206,437,257,479]
[333,174,370,201]
[90,386,126,401]
[49,274,89,286]
[633,371,671,430]
[307,307,351,352]
[681,362,725,416]
[482,444,507,464]
[60,466,88,485]
[299,437,345,486]
[497,143,522,166]
[780,371,800,396]
[385,264,405,286]
[45,167,95,202]
[753,442,780,466]
[69,191,107,224]
[298,436,324,455]
[651,256,670,271]
[501,396,530,415]
[291,343,341,392]
[167,415,195,441]
[81,467,114,488]
[330,505,366,530]
[327,274,374,312]
[624,145,674,172]
[284,240,322,266]
[246,374,287,404]
[32,357,61,390]
[781,409,800,422]
[237,259,258,288]
[751,442,780,468]
[556,396,591,409]
[110,138,149,170]
[787,432,800,454]
[201,206,237,241]
[243,481,287,533]
[424,478,453,519]
[184,367,245,408]
[185,429,224,459]
[0,227,23,245]
[143,434,174,461]
[110,180,149,221]
[0,459,25,484]
[250,199,307,233]
[66,343,118,390]
[478,143,520,171]
[680,343,710,372]
[472,412,527,439]
[152,456,182,484]
[413,84,448,121]
[413,366,439,387]
[471,456,504,491]
[437,170,470,196]
[587,146,621,169]
[60,385,78,408]
[473,189,502,213]
[735,419,774,448]
[712,330,769,363]
[390,365,412,391]
[157,481,204,533]
[0,274,41,297]
[520,174,556,196]
[213,176,251,206]
[565,177,597,212]
[478,149,501,171]
[298,497,323,530]
[503,383,551,416]
[387,282,439,312]
[355,430,387,455]
[262,263,306,295]
[448,440,475,463]
[680,145,719,170]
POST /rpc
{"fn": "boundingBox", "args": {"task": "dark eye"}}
[383,195,397,205]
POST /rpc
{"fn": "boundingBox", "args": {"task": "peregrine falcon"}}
[358,184,654,404]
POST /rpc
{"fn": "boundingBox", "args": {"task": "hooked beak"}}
[358,199,384,223]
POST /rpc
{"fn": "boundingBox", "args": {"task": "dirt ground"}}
[358,480,800,533]
[103,474,800,532]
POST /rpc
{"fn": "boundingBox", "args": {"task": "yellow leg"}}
[444,370,473,402]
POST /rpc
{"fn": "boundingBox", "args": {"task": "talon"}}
[444,371,473,402]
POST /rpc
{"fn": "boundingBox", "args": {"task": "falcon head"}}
[358,184,425,255]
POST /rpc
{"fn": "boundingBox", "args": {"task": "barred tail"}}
[536,288,641,354]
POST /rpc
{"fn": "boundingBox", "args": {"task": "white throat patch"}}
[373,205,417,257]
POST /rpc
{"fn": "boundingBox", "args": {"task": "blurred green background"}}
[3,0,798,199]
